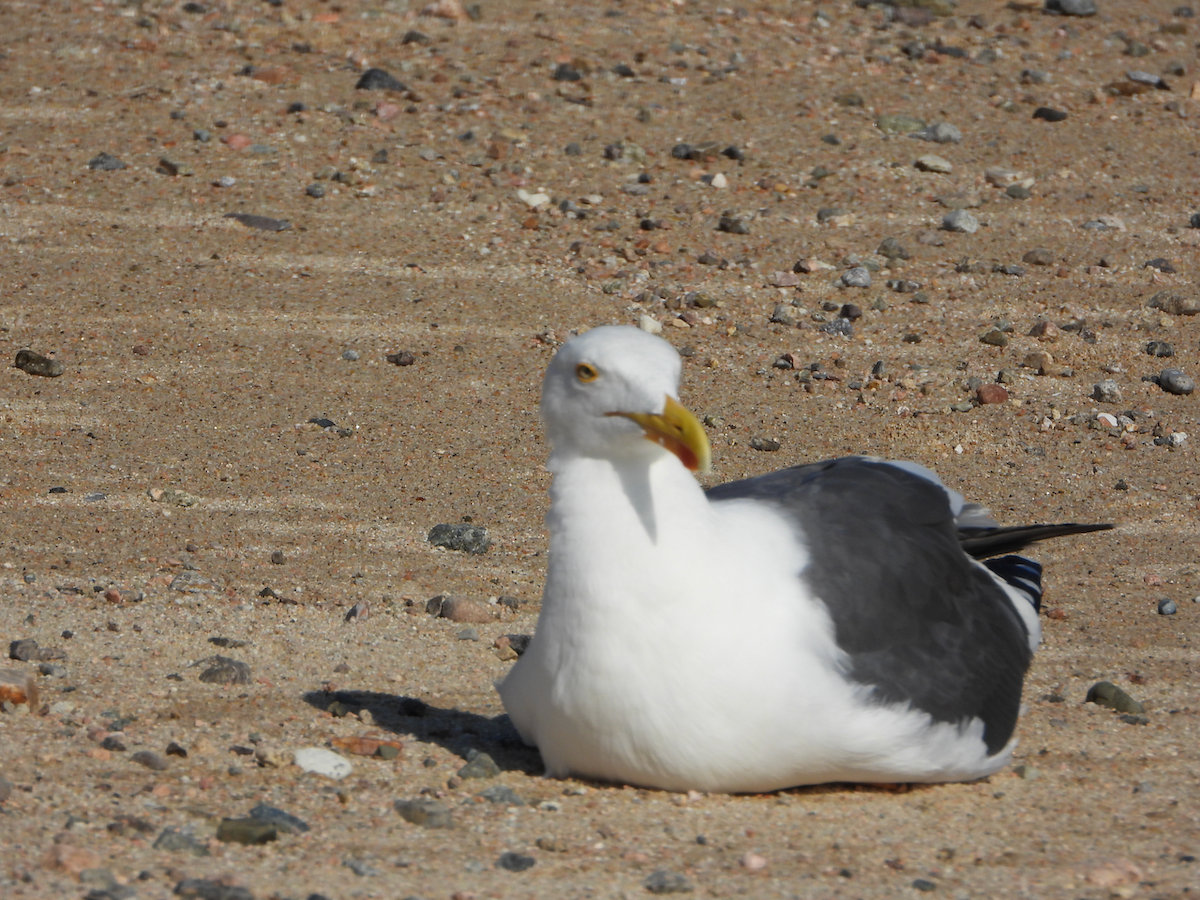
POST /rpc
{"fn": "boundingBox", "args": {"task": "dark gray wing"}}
[959,522,1113,559]
[705,457,1032,755]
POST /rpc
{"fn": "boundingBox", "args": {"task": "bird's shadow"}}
[300,689,544,776]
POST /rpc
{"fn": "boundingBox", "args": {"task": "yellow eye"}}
[575,362,599,383]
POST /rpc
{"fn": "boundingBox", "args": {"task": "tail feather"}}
[958,522,1113,560]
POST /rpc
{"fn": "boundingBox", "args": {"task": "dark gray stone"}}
[131,750,168,771]
[216,817,277,845]
[1086,681,1145,714]
[174,879,252,900]
[88,152,127,171]
[1158,598,1178,615]
[1158,368,1194,395]
[496,852,536,872]
[355,68,407,92]
[477,785,524,805]
[196,656,252,685]
[645,869,694,894]
[457,751,501,780]
[14,350,65,377]
[1046,0,1097,16]
[1146,341,1174,357]
[8,639,37,661]
[154,828,210,857]
[428,523,491,554]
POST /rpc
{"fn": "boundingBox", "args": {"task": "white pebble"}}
[710,172,728,189]
[293,747,353,780]
[637,314,663,335]
[517,188,550,209]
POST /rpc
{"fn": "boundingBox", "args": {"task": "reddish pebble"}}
[198,776,215,790]
[976,384,1009,405]
[375,102,401,122]
[103,588,122,604]
[1046,609,1068,620]
[223,133,252,151]
[739,852,768,871]
[86,748,112,761]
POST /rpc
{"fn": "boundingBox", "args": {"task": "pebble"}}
[637,314,662,335]
[840,267,871,288]
[1158,598,1178,615]
[1023,248,1055,266]
[428,522,492,554]
[1006,184,1032,200]
[979,329,1009,348]
[477,785,524,805]
[1028,320,1060,341]
[355,67,407,92]
[1047,0,1097,13]
[1158,368,1194,394]
[131,750,169,771]
[197,656,252,685]
[456,627,479,641]
[976,384,1009,405]
[344,859,381,877]
[716,215,747,233]
[223,213,291,232]
[9,638,39,661]
[1144,257,1176,273]
[294,747,353,779]
[644,869,694,894]
[341,349,360,361]
[0,777,11,803]
[458,751,501,779]
[217,817,278,845]
[913,121,962,143]
[387,350,416,366]
[158,157,193,177]
[1092,380,1123,403]
[942,210,978,233]
[876,113,926,135]
[497,852,536,872]
[1086,681,1145,715]
[1023,351,1053,375]
[154,828,210,857]
[1147,291,1200,315]
[394,798,453,828]
[88,152,127,171]
[194,128,212,142]
[245,804,309,835]
[1145,340,1174,357]
[14,349,65,377]
[1032,107,1068,122]
[914,155,952,174]
[750,437,781,452]
[427,595,494,623]
[912,879,937,892]
[174,879,252,900]
[739,852,768,871]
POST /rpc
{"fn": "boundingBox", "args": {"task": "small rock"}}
[497,851,536,872]
[428,522,491,554]
[1032,107,1069,122]
[1028,320,1061,341]
[976,384,1009,405]
[739,852,768,871]
[750,437,781,452]
[1023,248,1055,266]
[876,113,926,135]
[1092,380,1123,403]
[173,878,251,900]
[1145,340,1174,357]
[196,656,251,685]
[342,349,360,361]
[355,68,407,92]
[1144,257,1176,273]
[644,869,694,894]
[223,213,291,232]
[1147,291,1200,315]
[1046,0,1097,14]
[88,152,127,171]
[841,267,871,288]
[477,785,524,805]
[345,601,369,622]
[1086,681,1145,715]
[131,750,169,771]
[716,215,747,234]
[915,155,953,174]
[154,828,210,857]
[458,751,501,780]
[1006,184,1032,200]
[0,777,12,803]
[394,798,453,828]
[1158,598,1178,615]
[1157,368,1194,395]
[294,747,353,779]
[942,210,978,233]
[638,314,662,335]
[216,818,278,845]
[912,879,938,892]
[14,349,65,377]
[1023,351,1054,375]
[43,843,102,876]
[387,350,416,366]
[913,121,962,143]
[9,639,38,661]
[979,329,1009,348]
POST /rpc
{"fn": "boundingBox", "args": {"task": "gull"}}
[499,325,1110,792]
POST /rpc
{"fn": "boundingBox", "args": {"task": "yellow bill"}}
[612,395,711,474]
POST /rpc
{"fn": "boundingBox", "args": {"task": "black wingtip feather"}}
[958,522,1114,559]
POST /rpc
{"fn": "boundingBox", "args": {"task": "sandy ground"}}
[1,0,1198,898]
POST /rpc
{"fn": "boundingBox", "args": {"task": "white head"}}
[541,326,710,472]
